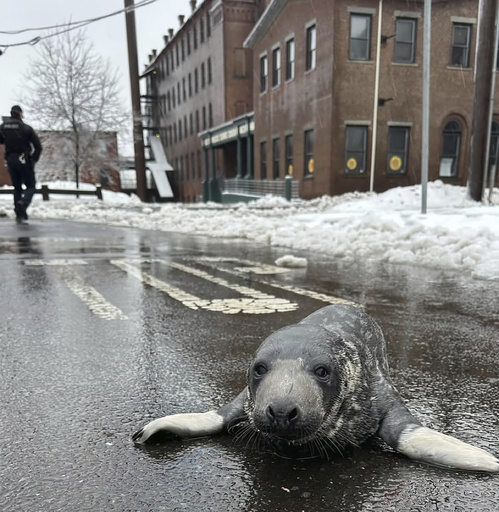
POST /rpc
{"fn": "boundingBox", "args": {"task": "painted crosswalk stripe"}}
[111,259,298,314]
[61,268,129,320]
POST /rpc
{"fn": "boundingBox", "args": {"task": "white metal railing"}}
[223,178,299,199]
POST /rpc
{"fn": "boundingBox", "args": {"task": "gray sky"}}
[0,0,191,141]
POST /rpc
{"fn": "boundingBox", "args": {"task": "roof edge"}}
[244,0,288,49]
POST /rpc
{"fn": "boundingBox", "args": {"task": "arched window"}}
[439,121,461,177]
[488,121,499,183]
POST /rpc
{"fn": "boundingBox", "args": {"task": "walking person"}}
[0,105,42,223]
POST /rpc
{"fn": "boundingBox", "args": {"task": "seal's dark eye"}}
[254,363,267,377]
[314,366,329,379]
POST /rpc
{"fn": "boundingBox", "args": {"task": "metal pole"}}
[486,0,499,202]
[124,0,148,202]
[421,0,431,214]
[369,0,383,193]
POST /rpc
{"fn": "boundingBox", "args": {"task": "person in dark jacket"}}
[0,105,42,222]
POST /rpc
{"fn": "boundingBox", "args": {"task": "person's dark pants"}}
[6,153,36,217]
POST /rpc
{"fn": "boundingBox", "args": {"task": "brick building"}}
[142,0,270,202]
[144,0,498,202]
[246,0,498,199]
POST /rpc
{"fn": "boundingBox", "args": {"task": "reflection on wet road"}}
[0,219,498,511]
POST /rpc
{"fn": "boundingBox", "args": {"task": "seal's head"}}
[244,324,345,456]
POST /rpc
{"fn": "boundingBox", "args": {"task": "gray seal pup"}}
[133,304,499,472]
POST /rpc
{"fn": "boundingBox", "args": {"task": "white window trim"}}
[388,121,413,127]
[305,18,317,30]
[395,11,421,19]
[347,6,376,15]
[344,120,372,126]
[451,16,477,24]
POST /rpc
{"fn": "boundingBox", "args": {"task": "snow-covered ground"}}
[1,180,499,281]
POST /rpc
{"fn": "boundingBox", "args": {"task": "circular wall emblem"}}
[390,155,403,171]
[346,157,357,171]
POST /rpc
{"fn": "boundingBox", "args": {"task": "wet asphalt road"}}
[0,218,498,511]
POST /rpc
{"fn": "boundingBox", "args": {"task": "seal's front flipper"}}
[378,403,499,472]
[133,389,247,444]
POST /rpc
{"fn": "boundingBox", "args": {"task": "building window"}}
[181,39,185,61]
[206,13,211,37]
[197,150,202,180]
[185,154,190,180]
[387,126,409,174]
[190,113,193,136]
[439,121,461,177]
[260,54,268,93]
[182,78,186,101]
[208,58,212,84]
[260,141,267,179]
[193,26,198,49]
[177,82,181,105]
[201,62,206,88]
[172,88,176,108]
[450,23,471,67]
[285,38,295,81]
[306,24,316,71]
[285,134,293,175]
[191,153,195,181]
[166,55,170,76]
[167,91,171,111]
[272,137,280,179]
[209,103,213,128]
[179,119,183,141]
[394,18,416,64]
[184,115,188,139]
[174,124,177,144]
[195,110,200,133]
[176,44,180,67]
[272,47,281,87]
[350,14,371,61]
[304,129,314,176]
[345,125,367,174]
[188,73,192,97]
[195,68,199,93]
[202,106,207,130]
[187,32,191,55]
[200,18,205,43]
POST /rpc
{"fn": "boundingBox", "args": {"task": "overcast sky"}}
[0,0,191,131]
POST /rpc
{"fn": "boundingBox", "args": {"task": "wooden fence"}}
[0,184,103,200]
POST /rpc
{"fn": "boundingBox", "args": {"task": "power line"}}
[0,0,157,52]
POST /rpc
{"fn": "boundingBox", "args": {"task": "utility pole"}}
[421,0,431,214]
[124,0,148,202]
[468,0,498,202]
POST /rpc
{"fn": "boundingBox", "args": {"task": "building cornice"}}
[244,0,288,49]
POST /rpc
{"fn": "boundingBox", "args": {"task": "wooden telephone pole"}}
[124,0,148,202]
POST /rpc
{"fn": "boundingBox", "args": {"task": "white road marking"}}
[192,257,359,307]
[60,268,129,320]
[24,259,88,266]
[111,259,298,314]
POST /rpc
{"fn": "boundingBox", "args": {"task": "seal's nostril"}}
[266,405,275,421]
[288,407,299,422]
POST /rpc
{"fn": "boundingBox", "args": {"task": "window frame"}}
[450,23,471,68]
[260,53,268,93]
[285,133,293,175]
[272,46,281,88]
[272,137,280,179]
[285,37,295,81]
[387,126,410,175]
[260,140,267,179]
[304,128,315,177]
[345,125,368,175]
[439,120,462,177]
[305,23,317,71]
[394,18,416,64]
[349,13,371,61]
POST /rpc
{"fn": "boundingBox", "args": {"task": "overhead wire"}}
[0,0,157,53]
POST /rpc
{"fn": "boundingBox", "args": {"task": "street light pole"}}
[124,0,147,202]
[421,0,431,214]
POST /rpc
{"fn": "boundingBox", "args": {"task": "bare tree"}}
[22,27,128,190]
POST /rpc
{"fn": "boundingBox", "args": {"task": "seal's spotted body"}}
[133,305,499,472]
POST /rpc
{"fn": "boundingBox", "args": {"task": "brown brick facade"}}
[249,0,495,199]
